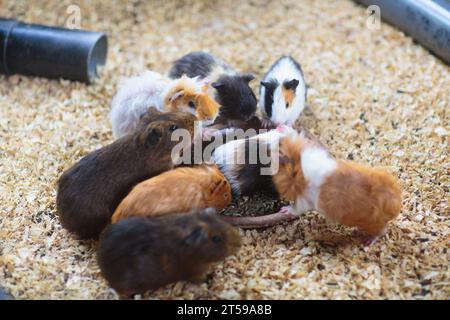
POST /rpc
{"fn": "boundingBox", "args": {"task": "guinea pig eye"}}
[285,102,289,108]
[188,101,196,109]
[224,193,228,198]
[169,124,178,131]
[211,235,223,244]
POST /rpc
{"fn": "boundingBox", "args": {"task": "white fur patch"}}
[211,139,245,195]
[300,146,337,210]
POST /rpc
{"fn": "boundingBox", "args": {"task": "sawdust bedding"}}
[0,0,449,300]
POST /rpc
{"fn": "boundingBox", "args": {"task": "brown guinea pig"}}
[56,108,197,240]
[111,164,231,223]
[97,209,242,296]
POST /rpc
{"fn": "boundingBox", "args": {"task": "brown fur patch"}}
[272,135,308,201]
[282,86,295,107]
[317,160,402,236]
[111,165,231,223]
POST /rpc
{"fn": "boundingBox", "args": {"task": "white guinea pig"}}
[259,56,307,127]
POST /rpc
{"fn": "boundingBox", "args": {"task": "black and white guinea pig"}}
[169,51,257,123]
[259,56,307,127]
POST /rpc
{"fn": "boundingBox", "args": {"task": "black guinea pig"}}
[97,208,241,297]
[168,51,257,123]
[56,108,197,240]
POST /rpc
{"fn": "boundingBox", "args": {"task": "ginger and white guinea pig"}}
[259,56,307,127]
[110,70,219,139]
[271,126,402,245]
[98,209,241,297]
[169,51,257,123]
[111,164,232,223]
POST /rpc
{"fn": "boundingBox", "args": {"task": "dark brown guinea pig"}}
[56,107,197,240]
[97,208,241,297]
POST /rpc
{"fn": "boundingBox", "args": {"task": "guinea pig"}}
[56,108,197,239]
[210,126,324,197]
[168,51,257,123]
[111,165,231,223]
[271,126,402,245]
[110,70,219,139]
[259,56,307,127]
[97,209,242,296]
[211,130,281,198]
[210,126,331,229]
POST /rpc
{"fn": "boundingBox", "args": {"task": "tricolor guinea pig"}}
[56,108,197,239]
[110,70,219,139]
[210,126,325,197]
[259,56,307,127]
[211,130,281,198]
[271,126,402,245]
[97,209,242,297]
[169,51,257,123]
[110,165,232,223]
[210,127,325,229]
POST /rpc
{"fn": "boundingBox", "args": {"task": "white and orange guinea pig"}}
[271,126,402,245]
[110,70,220,139]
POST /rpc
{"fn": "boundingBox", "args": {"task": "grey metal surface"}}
[355,0,450,64]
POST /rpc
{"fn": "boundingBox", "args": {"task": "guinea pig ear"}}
[283,79,300,91]
[241,73,255,83]
[200,78,210,92]
[145,127,162,148]
[169,89,184,103]
[211,81,224,89]
[184,226,208,246]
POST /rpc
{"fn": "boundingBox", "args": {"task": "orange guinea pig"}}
[111,165,231,223]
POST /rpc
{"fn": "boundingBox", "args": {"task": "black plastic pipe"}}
[0,18,107,84]
[354,0,450,65]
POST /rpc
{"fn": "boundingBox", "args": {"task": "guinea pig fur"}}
[111,165,232,223]
[56,108,197,240]
[110,70,219,139]
[210,126,323,197]
[211,126,326,229]
[211,130,282,198]
[271,127,402,245]
[259,56,307,127]
[168,51,257,123]
[97,209,242,296]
